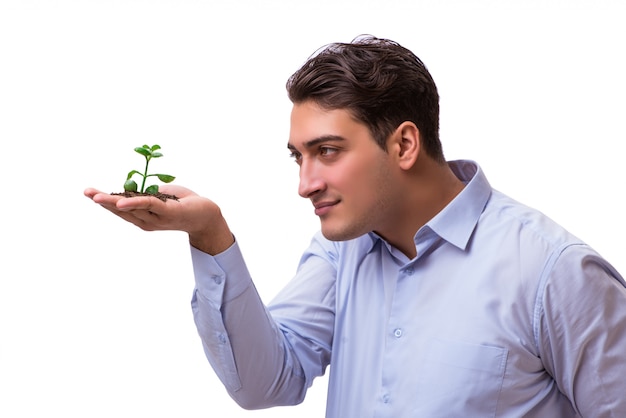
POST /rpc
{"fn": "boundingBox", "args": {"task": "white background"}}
[1,1,625,417]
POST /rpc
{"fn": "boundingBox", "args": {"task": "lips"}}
[313,200,338,216]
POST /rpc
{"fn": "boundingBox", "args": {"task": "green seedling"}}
[123,144,176,194]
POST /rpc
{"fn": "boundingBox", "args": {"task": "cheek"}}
[329,159,373,193]
[341,158,395,204]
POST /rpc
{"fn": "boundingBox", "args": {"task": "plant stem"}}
[140,156,150,193]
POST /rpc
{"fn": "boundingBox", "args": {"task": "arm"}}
[537,245,626,417]
[190,233,336,409]
[85,186,335,409]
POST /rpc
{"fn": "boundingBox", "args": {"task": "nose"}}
[298,159,325,199]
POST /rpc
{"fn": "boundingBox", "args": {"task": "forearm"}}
[190,244,307,409]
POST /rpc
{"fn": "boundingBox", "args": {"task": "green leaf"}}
[124,144,174,193]
[126,169,140,180]
[156,174,175,183]
[134,147,151,157]
[124,179,138,192]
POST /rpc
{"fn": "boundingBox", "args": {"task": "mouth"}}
[313,200,339,216]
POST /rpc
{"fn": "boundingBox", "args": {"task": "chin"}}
[320,223,367,242]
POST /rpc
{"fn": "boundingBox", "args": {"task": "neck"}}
[379,158,465,259]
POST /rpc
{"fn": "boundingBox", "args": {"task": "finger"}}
[85,189,170,231]
[116,195,164,213]
[84,188,108,200]
[88,197,148,226]
[116,209,160,231]
[90,192,125,207]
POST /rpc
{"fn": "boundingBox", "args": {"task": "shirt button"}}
[382,394,391,403]
[393,328,403,338]
[212,275,223,285]
[405,267,414,275]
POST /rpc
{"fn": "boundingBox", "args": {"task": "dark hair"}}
[286,35,444,163]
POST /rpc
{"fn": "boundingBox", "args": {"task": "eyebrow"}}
[287,135,345,151]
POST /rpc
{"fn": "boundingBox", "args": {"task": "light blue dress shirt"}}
[190,160,626,417]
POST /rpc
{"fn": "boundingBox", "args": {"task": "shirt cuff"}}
[190,240,253,307]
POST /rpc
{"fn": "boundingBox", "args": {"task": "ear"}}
[390,121,420,170]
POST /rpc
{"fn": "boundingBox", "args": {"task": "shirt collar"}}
[366,160,491,253]
[424,160,491,251]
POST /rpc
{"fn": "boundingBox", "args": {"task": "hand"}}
[84,185,234,255]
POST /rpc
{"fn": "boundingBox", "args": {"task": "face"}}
[288,101,401,241]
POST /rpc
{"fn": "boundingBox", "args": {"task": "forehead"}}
[288,101,371,149]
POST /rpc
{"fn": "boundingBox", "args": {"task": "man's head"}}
[286,35,444,163]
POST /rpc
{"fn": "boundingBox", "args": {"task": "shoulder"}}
[482,190,583,253]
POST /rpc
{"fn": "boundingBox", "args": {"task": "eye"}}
[289,150,302,163]
[319,146,338,156]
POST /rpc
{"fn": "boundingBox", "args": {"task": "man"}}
[85,36,626,417]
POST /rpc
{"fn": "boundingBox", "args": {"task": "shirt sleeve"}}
[536,243,626,417]
[189,233,336,410]
[268,232,337,381]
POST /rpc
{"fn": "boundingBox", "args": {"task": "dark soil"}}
[111,191,179,202]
